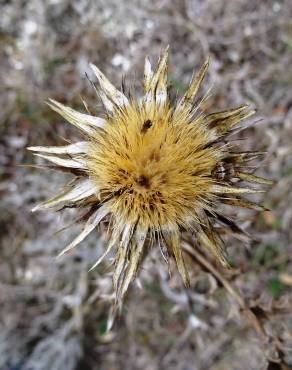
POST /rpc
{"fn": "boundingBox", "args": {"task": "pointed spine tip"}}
[204,55,210,67]
[159,45,169,60]
[89,63,102,77]
[31,203,43,212]
[46,99,58,111]
[47,98,57,106]
[56,251,65,259]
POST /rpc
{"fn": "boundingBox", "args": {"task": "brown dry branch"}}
[182,238,291,368]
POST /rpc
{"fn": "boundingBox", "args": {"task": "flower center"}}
[136,175,151,189]
[87,108,219,229]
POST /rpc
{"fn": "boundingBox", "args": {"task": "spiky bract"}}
[28,48,271,306]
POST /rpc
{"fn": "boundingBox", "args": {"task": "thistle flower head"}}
[29,48,271,305]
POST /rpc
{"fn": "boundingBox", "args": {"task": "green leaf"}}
[267,277,284,298]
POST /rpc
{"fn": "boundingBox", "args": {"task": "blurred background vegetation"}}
[0,0,292,369]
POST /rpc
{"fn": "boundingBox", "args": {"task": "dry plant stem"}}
[182,239,284,361]
[182,240,292,368]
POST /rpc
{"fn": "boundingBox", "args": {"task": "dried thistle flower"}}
[28,47,271,306]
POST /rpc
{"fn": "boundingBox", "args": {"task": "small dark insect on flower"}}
[28,47,272,306]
